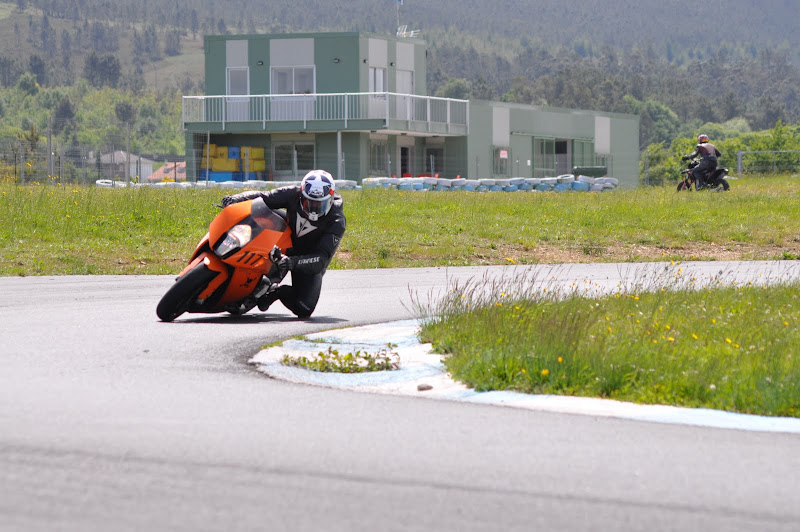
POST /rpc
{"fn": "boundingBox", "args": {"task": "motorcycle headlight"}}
[214,223,253,257]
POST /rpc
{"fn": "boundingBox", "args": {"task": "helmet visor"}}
[302,195,332,217]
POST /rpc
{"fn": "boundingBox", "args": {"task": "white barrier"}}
[119,175,618,193]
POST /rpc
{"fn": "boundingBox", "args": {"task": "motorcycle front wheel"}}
[677,180,692,191]
[156,263,219,322]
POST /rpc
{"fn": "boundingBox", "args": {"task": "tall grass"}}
[0,176,799,275]
[0,185,220,275]
[415,266,800,417]
[334,177,800,267]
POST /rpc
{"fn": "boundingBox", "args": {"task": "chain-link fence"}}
[0,138,184,186]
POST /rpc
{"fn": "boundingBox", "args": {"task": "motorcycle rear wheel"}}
[157,263,219,322]
[711,179,730,191]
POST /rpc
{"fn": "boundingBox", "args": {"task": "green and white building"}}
[182,31,639,186]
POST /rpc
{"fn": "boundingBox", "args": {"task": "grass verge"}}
[415,265,800,417]
[1,176,799,275]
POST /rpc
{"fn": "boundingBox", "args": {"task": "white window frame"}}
[369,66,387,99]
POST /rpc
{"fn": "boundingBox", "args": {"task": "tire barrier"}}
[95,175,619,192]
[361,174,619,192]
[97,179,361,191]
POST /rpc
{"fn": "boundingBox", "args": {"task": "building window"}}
[274,144,294,172]
[425,147,444,175]
[493,147,510,177]
[573,139,595,167]
[555,140,570,175]
[227,67,249,96]
[273,142,315,178]
[533,138,555,178]
[369,67,387,96]
[369,141,387,175]
[226,67,250,121]
[271,66,315,95]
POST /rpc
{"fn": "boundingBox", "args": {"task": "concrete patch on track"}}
[250,319,800,434]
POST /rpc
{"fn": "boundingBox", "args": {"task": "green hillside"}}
[1,0,799,173]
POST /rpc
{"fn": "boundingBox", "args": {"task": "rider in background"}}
[222,169,346,318]
[682,134,722,189]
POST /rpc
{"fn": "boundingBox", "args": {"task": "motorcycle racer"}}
[221,169,345,318]
[682,134,722,190]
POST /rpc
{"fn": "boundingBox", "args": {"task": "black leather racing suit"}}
[683,142,722,188]
[225,186,346,318]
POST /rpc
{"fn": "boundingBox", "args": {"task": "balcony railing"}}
[182,92,469,134]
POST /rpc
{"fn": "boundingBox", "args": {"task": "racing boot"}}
[257,282,281,311]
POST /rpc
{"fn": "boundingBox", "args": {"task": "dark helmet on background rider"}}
[697,134,709,143]
[299,170,335,222]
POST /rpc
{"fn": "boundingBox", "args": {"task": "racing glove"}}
[222,191,261,207]
[269,246,294,275]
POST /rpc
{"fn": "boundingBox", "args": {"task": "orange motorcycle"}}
[157,197,292,322]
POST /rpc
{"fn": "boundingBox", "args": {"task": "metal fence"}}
[0,139,183,185]
[736,150,800,176]
[182,92,469,131]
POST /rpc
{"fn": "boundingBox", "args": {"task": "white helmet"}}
[300,170,335,221]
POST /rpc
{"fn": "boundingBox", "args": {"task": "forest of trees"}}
[429,43,800,147]
[1,0,800,182]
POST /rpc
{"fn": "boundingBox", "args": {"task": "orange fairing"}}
[205,198,292,304]
[208,201,251,244]
[198,254,230,300]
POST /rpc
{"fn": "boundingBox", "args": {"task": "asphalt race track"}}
[2,262,800,531]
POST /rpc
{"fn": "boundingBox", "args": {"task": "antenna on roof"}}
[396,25,420,38]
[395,1,420,38]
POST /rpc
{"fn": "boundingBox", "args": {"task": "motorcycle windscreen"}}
[250,197,288,233]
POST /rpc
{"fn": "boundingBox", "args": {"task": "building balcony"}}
[182,92,469,136]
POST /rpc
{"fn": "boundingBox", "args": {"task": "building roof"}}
[99,151,156,165]
[146,161,186,182]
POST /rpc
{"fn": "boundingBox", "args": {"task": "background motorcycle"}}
[677,160,730,191]
[157,197,292,322]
